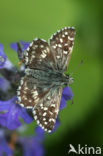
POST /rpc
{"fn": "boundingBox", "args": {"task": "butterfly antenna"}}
[17,42,25,67]
[17,42,23,60]
[69,59,83,77]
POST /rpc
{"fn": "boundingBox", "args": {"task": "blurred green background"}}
[0,0,102,155]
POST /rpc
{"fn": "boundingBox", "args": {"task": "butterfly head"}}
[62,73,74,86]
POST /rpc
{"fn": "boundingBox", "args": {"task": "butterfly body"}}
[17,27,76,132]
[25,68,71,87]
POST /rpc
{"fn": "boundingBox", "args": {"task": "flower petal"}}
[35,126,44,135]
[0,96,32,129]
[20,41,30,51]
[0,77,10,92]
[19,136,44,156]
[0,111,21,130]
[3,59,14,70]
[19,105,33,124]
[59,87,73,110]
[0,113,8,127]
[0,97,21,129]
[10,41,30,52]
[10,43,18,52]
[0,97,14,111]
[0,137,13,155]
[6,103,21,129]
[62,86,73,101]
[0,44,7,69]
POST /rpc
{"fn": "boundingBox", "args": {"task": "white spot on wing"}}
[60,38,63,43]
[33,110,36,115]
[40,103,43,107]
[27,47,30,51]
[37,120,40,124]
[30,42,33,47]
[62,34,65,38]
[26,106,32,109]
[47,96,50,100]
[48,130,51,133]
[43,118,46,121]
[34,115,37,120]
[56,55,60,59]
[20,103,24,107]
[52,45,56,49]
[65,31,68,35]
[68,36,74,41]
[44,122,47,125]
[29,100,32,103]
[41,53,46,58]
[40,45,44,48]
[49,118,55,122]
[18,96,21,102]
[33,91,38,96]
[69,47,73,51]
[63,50,68,54]
[43,112,46,116]
[58,44,62,48]
[44,107,48,111]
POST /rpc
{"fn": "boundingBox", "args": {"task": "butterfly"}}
[17,27,76,133]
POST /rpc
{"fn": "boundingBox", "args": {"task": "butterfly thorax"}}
[25,68,73,87]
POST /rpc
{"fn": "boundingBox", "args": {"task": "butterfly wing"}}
[49,27,76,71]
[33,87,62,132]
[24,38,56,71]
[17,39,58,109]
[17,75,53,109]
[17,75,62,132]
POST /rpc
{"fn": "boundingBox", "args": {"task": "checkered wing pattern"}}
[17,75,62,132]
[49,27,75,71]
[24,38,56,70]
[33,87,62,133]
[17,76,52,109]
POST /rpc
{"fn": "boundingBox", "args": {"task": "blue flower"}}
[10,41,30,52]
[20,138,44,156]
[0,44,14,69]
[0,126,45,156]
[19,126,45,156]
[60,86,73,110]
[20,41,30,51]
[0,77,10,92]
[0,44,7,69]
[10,41,30,61]
[0,129,13,156]
[0,96,33,130]
[35,126,45,141]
